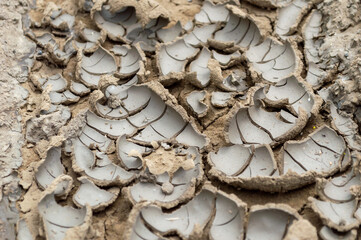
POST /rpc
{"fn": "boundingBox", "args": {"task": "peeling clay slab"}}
[213,13,261,49]
[309,161,361,233]
[246,38,298,82]
[226,97,308,146]
[115,45,143,77]
[35,147,64,190]
[194,1,230,24]
[186,90,208,117]
[38,176,91,240]
[77,46,117,88]
[157,39,199,76]
[209,125,350,191]
[72,138,136,186]
[36,73,67,93]
[275,0,309,38]
[73,177,120,211]
[187,48,211,88]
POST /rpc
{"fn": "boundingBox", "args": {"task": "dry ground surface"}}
[0,0,361,239]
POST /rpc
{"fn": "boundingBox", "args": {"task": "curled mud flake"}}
[175,122,207,148]
[80,28,103,43]
[211,91,233,108]
[246,38,297,83]
[127,147,202,208]
[126,18,169,52]
[212,50,241,68]
[129,210,162,240]
[213,13,261,49]
[34,73,67,93]
[317,170,361,203]
[227,99,308,145]
[263,76,321,116]
[38,178,91,240]
[73,26,105,53]
[329,103,361,150]
[116,45,142,77]
[306,62,326,87]
[70,81,90,96]
[184,24,217,47]
[132,105,206,148]
[283,126,350,176]
[194,1,229,24]
[227,107,272,145]
[105,0,170,28]
[77,46,117,88]
[210,192,246,240]
[35,147,64,190]
[245,204,300,240]
[156,21,182,43]
[85,110,136,138]
[78,125,112,152]
[50,14,75,31]
[219,70,249,92]
[73,177,120,211]
[303,10,326,88]
[92,5,131,41]
[309,198,361,232]
[319,226,357,240]
[310,159,361,233]
[132,188,215,238]
[72,139,135,186]
[53,38,76,65]
[34,33,75,65]
[116,135,150,170]
[44,74,67,92]
[209,144,278,177]
[303,10,322,63]
[157,38,199,76]
[35,33,56,48]
[275,0,309,38]
[49,90,80,105]
[96,81,148,119]
[330,103,357,136]
[186,90,208,117]
[110,45,128,56]
[74,41,97,53]
[187,48,211,88]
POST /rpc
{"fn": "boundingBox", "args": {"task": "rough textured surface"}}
[2,0,361,239]
[0,1,35,239]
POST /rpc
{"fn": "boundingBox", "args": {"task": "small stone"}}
[161,182,174,195]
[107,95,122,108]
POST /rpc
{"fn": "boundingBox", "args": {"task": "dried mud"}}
[1,0,361,239]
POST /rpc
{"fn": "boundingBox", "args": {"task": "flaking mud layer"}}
[3,0,360,239]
